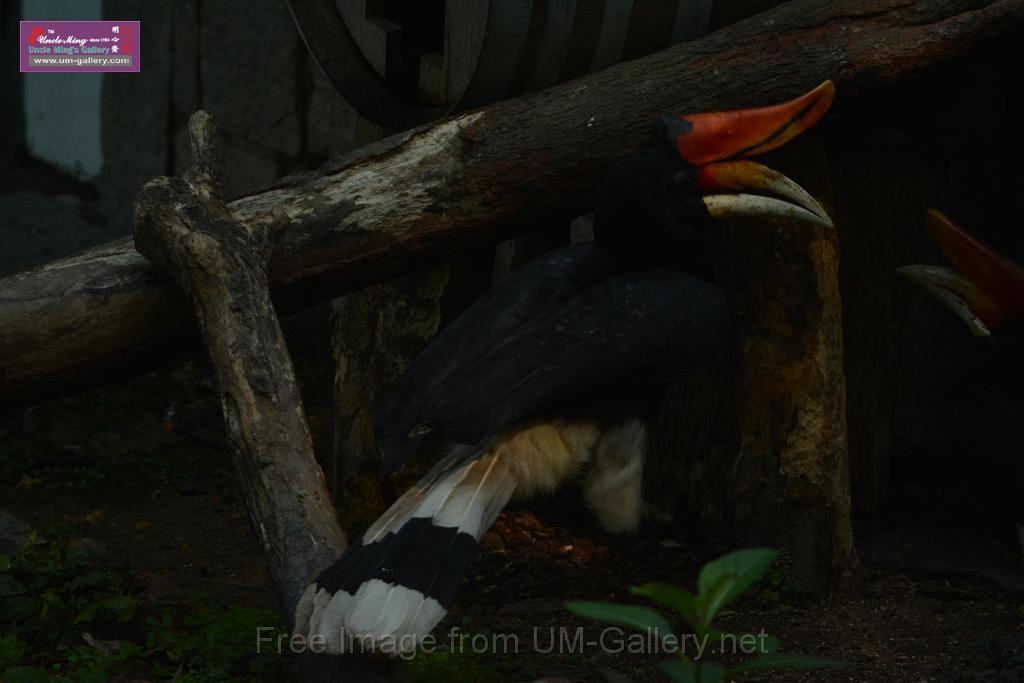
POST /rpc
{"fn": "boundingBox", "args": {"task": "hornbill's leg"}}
[583,417,648,534]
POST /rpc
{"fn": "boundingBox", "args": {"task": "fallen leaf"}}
[15,475,44,490]
[83,632,121,656]
[85,509,106,527]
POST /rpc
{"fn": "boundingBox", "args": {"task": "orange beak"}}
[898,210,1024,336]
[659,81,836,228]
[671,81,836,166]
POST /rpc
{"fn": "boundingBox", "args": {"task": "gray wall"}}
[1,2,25,163]
[19,0,103,177]
[97,0,361,230]
[8,0,361,228]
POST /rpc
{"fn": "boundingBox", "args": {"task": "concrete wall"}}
[97,0,361,229]
[1,2,25,163]
[21,0,104,179]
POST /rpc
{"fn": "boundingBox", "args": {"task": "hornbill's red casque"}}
[294,82,837,653]
[898,210,1024,550]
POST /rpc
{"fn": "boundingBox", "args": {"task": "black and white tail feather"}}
[293,417,648,655]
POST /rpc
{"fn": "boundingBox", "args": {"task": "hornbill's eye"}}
[673,170,693,189]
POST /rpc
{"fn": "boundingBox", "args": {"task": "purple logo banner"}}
[20,20,140,73]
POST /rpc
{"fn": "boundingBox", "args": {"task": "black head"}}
[591,82,837,271]
[592,149,711,269]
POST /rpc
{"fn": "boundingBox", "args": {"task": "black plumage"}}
[375,149,730,469]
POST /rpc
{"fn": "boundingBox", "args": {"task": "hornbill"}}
[898,210,1024,340]
[898,210,1024,555]
[294,82,837,654]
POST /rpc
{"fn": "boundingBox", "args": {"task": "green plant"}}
[1,534,287,681]
[0,534,145,681]
[567,548,846,683]
[162,596,286,682]
[403,648,511,683]
[0,533,132,643]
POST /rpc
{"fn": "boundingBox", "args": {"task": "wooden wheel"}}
[290,0,729,130]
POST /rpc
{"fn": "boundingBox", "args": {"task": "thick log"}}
[132,112,346,623]
[1,0,1022,407]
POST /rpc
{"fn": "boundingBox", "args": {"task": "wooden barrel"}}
[290,0,782,129]
[455,0,716,109]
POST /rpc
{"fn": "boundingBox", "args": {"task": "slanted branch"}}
[132,112,345,621]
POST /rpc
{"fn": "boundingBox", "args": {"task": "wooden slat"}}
[432,0,489,107]
[522,0,578,92]
[558,0,606,82]
[335,0,402,80]
[507,0,550,96]
[622,0,677,61]
[589,0,633,71]
[457,0,534,108]
[671,0,714,43]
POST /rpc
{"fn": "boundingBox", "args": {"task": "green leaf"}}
[696,574,734,626]
[565,601,673,640]
[75,594,137,624]
[697,548,778,622]
[727,652,848,675]
[631,583,699,625]
[0,575,26,597]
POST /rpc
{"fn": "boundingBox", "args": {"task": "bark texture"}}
[131,112,345,622]
[649,142,854,591]
[2,0,1021,406]
[329,266,448,524]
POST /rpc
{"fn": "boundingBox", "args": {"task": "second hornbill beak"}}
[661,80,836,228]
[898,210,1024,337]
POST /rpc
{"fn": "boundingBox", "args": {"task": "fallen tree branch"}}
[132,111,345,620]
[2,0,1022,407]
[134,113,404,681]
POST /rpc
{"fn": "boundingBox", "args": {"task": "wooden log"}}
[1,0,1022,408]
[132,111,346,621]
[133,113,404,681]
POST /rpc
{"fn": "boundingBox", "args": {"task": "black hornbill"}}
[898,210,1024,555]
[294,82,837,653]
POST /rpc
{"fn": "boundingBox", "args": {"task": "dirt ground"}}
[2,353,1022,683]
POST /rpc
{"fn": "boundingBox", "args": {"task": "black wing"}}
[393,268,732,453]
[375,244,616,467]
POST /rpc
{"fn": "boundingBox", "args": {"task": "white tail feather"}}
[300,420,602,654]
[356,449,513,644]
